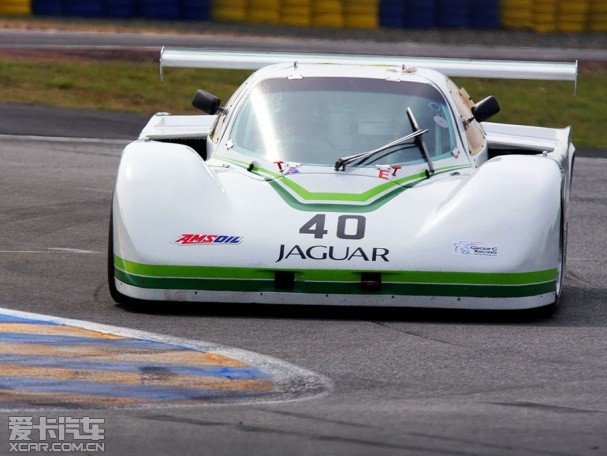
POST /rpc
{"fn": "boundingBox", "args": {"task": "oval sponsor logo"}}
[454,241,499,257]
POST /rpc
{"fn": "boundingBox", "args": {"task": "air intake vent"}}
[361,272,382,292]
[275,271,295,291]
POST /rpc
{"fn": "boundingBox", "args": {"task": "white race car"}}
[109,49,577,310]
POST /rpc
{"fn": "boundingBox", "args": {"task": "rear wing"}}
[160,47,578,87]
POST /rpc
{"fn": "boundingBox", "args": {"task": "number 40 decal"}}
[299,214,366,240]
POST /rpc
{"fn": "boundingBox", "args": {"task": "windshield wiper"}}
[334,107,435,175]
[406,107,434,175]
[334,129,427,171]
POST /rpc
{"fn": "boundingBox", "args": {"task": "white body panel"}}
[110,58,575,310]
[116,284,556,310]
[139,113,216,140]
[114,141,562,272]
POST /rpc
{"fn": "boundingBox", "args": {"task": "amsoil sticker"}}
[454,241,498,257]
[175,234,243,245]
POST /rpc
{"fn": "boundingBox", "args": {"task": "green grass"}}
[1,59,605,147]
[0,59,251,114]
[454,76,606,148]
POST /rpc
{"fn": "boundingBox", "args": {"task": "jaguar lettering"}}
[276,244,389,263]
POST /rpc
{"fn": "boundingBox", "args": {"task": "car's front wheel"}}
[107,210,143,307]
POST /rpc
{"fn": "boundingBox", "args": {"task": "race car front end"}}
[110,138,563,310]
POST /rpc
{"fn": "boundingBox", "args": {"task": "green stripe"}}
[115,269,555,298]
[114,256,557,298]
[266,179,410,213]
[115,256,556,285]
[114,256,273,280]
[216,155,469,207]
[270,170,426,202]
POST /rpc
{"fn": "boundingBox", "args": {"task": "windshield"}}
[229,77,457,167]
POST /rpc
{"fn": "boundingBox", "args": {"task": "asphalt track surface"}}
[1,28,607,456]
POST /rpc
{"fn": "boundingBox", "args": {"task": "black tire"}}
[533,205,565,318]
[526,201,565,319]
[554,153,575,305]
[554,237,565,305]
[107,210,144,307]
[553,200,567,306]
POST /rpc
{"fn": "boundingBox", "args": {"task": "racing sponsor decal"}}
[378,168,390,180]
[174,234,243,245]
[274,161,301,175]
[276,244,389,263]
[454,241,498,257]
[377,165,402,180]
[283,165,300,176]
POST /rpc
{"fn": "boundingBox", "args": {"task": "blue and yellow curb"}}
[0,308,329,409]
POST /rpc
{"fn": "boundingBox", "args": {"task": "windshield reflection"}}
[229,77,456,167]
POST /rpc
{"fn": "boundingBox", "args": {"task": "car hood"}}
[211,153,471,212]
[114,141,560,273]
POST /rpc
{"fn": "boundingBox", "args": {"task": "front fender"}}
[112,140,227,264]
[418,154,562,273]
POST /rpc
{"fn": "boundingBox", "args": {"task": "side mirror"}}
[472,96,500,123]
[192,90,221,115]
